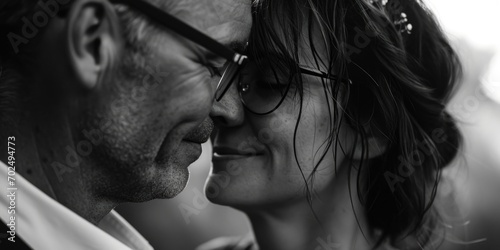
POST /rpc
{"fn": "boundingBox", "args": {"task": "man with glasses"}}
[0,0,250,249]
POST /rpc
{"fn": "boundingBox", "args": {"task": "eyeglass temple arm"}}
[109,0,243,64]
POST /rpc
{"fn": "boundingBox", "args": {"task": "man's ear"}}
[66,0,122,89]
[350,128,388,161]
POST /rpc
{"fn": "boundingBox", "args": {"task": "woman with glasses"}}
[203,0,462,249]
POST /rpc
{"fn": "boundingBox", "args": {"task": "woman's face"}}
[206,34,358,209]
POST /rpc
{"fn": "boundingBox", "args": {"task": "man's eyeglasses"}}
[109,0,248,101]
[239,64,352,115]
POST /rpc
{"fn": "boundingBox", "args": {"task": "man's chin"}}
[100,141,203,202]
[122,165,190,202]
[156,166,190,199]
[148,141,202,199]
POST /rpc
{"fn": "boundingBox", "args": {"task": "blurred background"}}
[115,1,500,249]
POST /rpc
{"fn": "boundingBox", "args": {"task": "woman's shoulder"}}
[196,235,256,250]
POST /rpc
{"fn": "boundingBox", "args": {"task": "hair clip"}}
[369,0,413,35]
[394,12,413,34]
[369,0,388,5]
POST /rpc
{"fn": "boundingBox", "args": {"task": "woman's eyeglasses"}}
[238,64,352,115]
[109,0,248,101]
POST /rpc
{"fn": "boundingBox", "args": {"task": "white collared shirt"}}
[0,160,154,250]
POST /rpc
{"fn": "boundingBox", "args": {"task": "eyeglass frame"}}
[239,64,352,115]
[109,0,248,101]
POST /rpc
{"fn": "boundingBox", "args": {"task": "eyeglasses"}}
[239,64,352,115]
[109,0,248,101]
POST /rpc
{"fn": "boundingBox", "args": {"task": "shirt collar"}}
[0,160,153,250]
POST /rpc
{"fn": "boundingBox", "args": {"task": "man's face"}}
[79,0,251,201]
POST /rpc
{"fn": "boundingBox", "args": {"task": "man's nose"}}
[210,81,245,128]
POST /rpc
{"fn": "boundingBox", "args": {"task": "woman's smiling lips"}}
[213,145,264,159]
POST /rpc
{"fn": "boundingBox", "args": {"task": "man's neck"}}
[0,112,116,225]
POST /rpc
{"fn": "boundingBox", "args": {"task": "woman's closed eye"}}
[240,77,292,98]
[257,79,289,90]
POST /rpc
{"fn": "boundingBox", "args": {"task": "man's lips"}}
[154,119,213,164]
[184,119,214,144]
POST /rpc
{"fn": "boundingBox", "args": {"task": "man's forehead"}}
[165,0,252,44]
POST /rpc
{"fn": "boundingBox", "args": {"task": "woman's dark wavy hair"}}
[250,0,462,248]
